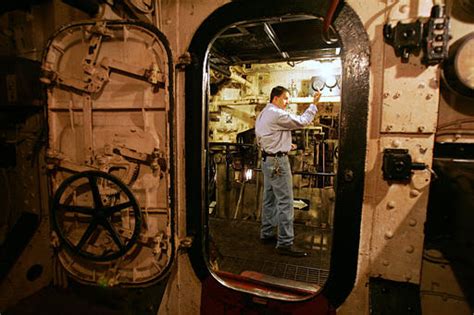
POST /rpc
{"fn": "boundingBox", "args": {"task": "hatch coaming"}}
[43,20,175,286]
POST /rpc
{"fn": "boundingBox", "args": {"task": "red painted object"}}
[201,272,336,314]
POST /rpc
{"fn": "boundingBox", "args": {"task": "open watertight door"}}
[41,20,175,286]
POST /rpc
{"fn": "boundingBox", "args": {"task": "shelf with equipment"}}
[290,96,340,103]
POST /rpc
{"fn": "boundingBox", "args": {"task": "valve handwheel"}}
[51,170,142,261]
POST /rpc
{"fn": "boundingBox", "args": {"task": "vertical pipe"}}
[323,0,340,32]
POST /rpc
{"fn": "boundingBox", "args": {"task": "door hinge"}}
[178,236,194,249]
[176,52,193,70]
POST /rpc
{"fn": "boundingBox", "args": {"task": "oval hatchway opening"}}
[186,0,369,306]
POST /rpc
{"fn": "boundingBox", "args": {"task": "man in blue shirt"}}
[255,86,321,257]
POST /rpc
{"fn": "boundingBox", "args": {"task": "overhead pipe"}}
[229,71,253,90]
[323,0,340,32]
[263,22,290,59]
[209,63,252,89]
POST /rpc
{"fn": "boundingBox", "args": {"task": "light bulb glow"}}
[244,169,253,181]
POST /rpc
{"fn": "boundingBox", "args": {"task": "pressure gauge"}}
[325,76,338,90]
[443,32,474,98]
[311,76,325,92]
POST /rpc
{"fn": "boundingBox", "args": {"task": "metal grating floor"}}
[219,255,329,285]
[210,218,332,287]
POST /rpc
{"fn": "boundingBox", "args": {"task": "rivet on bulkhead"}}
[399,4,409,13]
[387,201,396,210]
[392,139,401,147]
[418,126,425,132]
[393,92,400,99]
[385,231,394,239]
[409,219,417,226]
[382,260,390,266]
[383,92,390,99]
[410,189,420,197]
[406,245,415,254]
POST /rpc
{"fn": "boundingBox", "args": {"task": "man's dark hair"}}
[270,86,289,103]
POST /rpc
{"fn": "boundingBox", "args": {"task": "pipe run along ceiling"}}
[210,16,340,66]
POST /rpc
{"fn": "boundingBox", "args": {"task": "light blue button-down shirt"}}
[255,103,318,154]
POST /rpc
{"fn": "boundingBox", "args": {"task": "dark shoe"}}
[260,235,277,245]
[276,245,308,257]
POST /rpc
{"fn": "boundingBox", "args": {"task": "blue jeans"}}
[260,155,294,247]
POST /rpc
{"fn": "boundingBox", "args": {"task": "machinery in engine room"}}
[208,60,341,228]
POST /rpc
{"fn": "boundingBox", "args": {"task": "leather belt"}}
[262,151,287,157]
